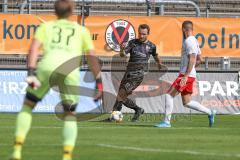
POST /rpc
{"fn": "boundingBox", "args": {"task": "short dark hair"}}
[138,24,150,34]
[182,20,193,29]
[54,0,74,19]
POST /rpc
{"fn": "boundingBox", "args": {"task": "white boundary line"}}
[1,143,239,158]
[0,126,236,130]
[0,126,238,130]
[97,143,240,158]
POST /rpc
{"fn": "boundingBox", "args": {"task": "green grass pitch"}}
[0,113,240,160]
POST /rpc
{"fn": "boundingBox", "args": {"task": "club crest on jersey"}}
[105,19,136,52]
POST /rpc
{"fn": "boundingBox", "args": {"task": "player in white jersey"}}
[155,20,216,128]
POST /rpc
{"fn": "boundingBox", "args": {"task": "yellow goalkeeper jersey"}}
[34,19,94,70]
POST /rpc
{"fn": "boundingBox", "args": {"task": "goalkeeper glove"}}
[25,68,41,90]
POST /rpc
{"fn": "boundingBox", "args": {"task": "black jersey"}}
[124,39,157,71]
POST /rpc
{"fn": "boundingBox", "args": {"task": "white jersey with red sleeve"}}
[179,36,201,78]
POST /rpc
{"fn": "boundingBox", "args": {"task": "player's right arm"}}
[195,54,202,67]
[119,43,127,57]
[119,40,134,57]
[28,24,45,69]
[180,38,198,86]
[26,24,46,89]
[185,37,199,74]
[28,39,41,69]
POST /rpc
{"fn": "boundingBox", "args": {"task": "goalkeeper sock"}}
[63,145,74,160]
[12,105,33,159]
[185,100,211,115]
[63,115,77,160]
[164,94,174,123]
[12,137,24,160]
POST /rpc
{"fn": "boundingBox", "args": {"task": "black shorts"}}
[119,70,144,95]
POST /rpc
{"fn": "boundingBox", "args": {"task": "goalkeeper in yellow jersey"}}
[10,0,102,160]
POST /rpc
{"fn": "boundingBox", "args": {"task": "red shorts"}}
[170,74,195,95]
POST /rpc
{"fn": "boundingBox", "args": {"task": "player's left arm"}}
[82,27,103,101]
[86,52,103,101]
[153,55,164,70]
[151,44,165,70]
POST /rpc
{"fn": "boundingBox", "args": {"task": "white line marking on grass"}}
[162,127,224,130]
[97,143,240,158]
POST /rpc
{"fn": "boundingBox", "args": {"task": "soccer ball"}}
[110,111,123,122]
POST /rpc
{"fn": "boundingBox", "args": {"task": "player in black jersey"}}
[109,24,164,122]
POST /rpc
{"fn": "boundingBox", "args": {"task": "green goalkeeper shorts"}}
[26,68,80,104]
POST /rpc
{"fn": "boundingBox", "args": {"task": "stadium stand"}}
[0,0,240,71]
[2,0,240,17]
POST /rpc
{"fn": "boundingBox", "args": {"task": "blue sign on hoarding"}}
[0,70,100,113]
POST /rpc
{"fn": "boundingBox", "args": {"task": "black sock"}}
[112,100,123,111]
[123,98,140,111]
